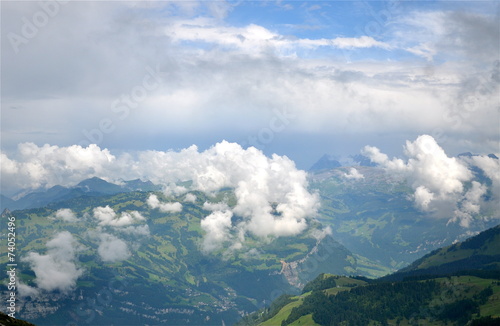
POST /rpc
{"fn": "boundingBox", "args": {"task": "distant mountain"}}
[0,194,16,210]
[309,154,377,172]
[0,190,360,325]
[0,177,162,212]
[309,154,341,172]
[74,176,125,194]
[122,179,160,192]
[240,225,500,326]
[350,154,378,167]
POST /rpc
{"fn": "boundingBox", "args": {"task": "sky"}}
[1,0,499,170]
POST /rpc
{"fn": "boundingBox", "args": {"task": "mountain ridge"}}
[0,177,162,212]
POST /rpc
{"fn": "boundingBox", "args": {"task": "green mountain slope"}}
[243,224,500,326]
[0,190,359,325]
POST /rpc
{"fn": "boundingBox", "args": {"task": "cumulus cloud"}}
[21,231,84,293]
[200,210,233,253]
[184,193,197,203]
[147,194,183,213]
[0,143,115,195]
[343,168,364,180]
[362,135,492,226]
[414,186,435,211]
[93,206,145,226]
[449,181,488,228]
[55,208,78,222]
[97,233,131,262]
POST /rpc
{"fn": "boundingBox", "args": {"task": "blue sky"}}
[1,0,499,174]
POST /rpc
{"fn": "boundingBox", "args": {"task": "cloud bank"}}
[1,141,319,252]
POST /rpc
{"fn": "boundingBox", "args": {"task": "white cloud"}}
[168,19,390,56]
[147,194,183,213]
[468,155,500,184]
[21,231,84,293]
[200,210,233,253]
[329,36,391,49]
[184,193,197,203]
[97,233,131,262]
[343,168,364,180]
[414,186,435,211]
[17,282,39,298]
[450,182,487,228]
[1,143,115,195]
[55,208,78,222]
[93,205,145,226]
[461,155,500,222]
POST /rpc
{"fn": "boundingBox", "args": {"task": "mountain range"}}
[0,158,498,325]
[0,177,161,211]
